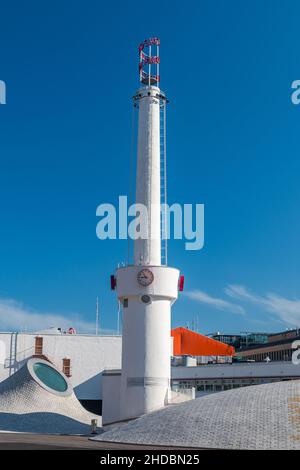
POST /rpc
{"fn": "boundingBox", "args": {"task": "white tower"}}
[115,38,181,421]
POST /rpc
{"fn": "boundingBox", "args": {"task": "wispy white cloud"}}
[225,284,300,327]
[185,289,245,315]
[225,284,262,303]
[0,298,115,334]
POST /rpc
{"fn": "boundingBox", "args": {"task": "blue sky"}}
[0,0,300,335]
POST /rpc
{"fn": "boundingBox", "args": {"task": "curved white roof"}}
[0,358,101,435]
[94,380,300,449]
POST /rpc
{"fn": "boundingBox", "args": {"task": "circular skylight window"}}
[33,362,68,393]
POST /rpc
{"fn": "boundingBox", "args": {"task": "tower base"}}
[116,265,179,421]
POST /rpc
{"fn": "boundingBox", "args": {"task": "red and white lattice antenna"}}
[139,38,160,86]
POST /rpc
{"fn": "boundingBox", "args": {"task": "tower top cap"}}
[139,38,160,86]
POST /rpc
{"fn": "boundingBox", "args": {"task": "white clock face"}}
[137,269,154,286]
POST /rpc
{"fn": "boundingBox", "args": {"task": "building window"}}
[62,358,71,377]
[33,362,68,393]
[34,336,43,356]
[224,384,232,390]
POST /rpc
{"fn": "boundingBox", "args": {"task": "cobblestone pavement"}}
[93,380,300,450]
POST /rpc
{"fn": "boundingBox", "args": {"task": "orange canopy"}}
[171,327,235,356]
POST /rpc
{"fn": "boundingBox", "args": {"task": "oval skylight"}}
[33,362,68,393]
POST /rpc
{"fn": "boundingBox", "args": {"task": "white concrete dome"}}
[0,358,101,434]
[94,380,300,449]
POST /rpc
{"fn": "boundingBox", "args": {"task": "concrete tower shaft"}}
[134,85,161,266]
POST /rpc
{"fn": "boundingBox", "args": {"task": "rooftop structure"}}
[0,331,122,414]
[172,327,235,357]
[93,379,300,449]
[211,332,270,350]
[0,358,101,434]
[237,329,300,362]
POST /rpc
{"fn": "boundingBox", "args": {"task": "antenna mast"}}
[139,37,160,86]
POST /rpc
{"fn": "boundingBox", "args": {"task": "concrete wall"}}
[102,371,121,425]
[171,361,300,380]
[0,332,122,400]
